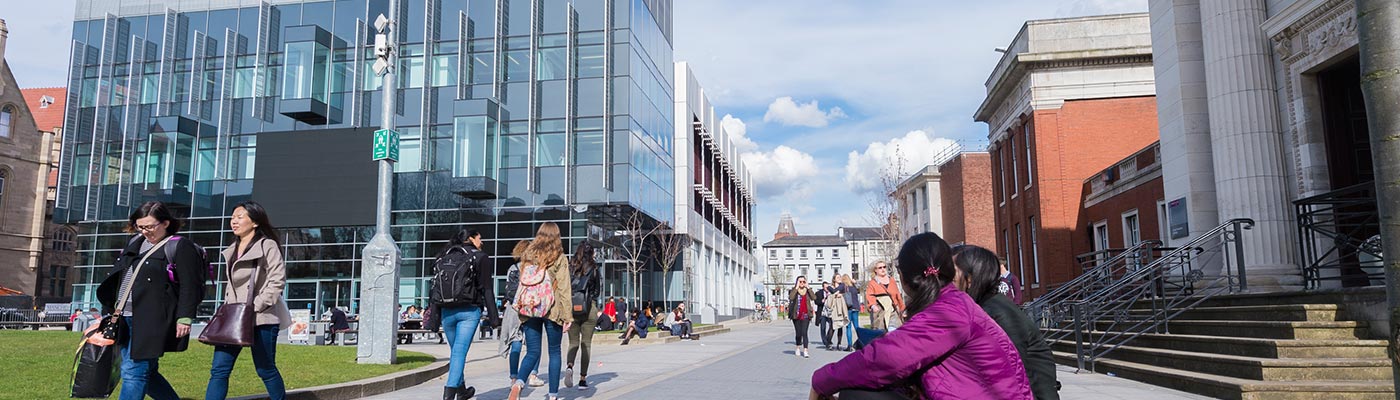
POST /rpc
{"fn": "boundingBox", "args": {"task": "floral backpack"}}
[514,262,554,318]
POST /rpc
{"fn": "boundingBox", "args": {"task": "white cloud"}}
[844,130,960,193]
[741,146,820,200]
[763,97,846,128]
[721,114,758,152]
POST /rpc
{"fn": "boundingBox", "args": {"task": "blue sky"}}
[1,0,1149,242]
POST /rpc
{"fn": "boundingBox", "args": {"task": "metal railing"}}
[1295,182,1384,289]
[1065,218,1254,372]
[1026,240,1160,344]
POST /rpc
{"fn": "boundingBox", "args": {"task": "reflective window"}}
[0,105,12,138]
[399,56,426,89]
[536,48,567,80]
[469,52,494,84]
[501,135,528,168]
[141,131,194,191]
[282,41,329,101]
[432,54,457,87]
[453,116,498,178]
[535,133,565,166]
[576,45,604,78]
[573,130,604,165]
[503,50,529,82]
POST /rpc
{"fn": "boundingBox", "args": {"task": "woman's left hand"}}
[175,323,191,338]
[809,388,835,400]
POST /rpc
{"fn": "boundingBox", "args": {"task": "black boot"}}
[460,386,476,399]
[444,386,458,400]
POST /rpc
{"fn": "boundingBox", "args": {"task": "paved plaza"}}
[364,320,1210,399]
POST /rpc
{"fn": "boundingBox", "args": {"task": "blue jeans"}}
[518,318,563,396]
[846,310,859,347]
[206,324,286,400]
[119,317,179,400]
[441,305,483,389]
[507,340,541,380]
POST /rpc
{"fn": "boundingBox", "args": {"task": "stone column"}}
[1151,0,1220,248]
[1199,0,1302,290]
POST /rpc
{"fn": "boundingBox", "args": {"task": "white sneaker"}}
[529,374,545,387]
[563,367,574,388]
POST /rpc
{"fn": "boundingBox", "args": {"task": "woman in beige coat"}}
[205,201,291,400]
[509,222,571,400]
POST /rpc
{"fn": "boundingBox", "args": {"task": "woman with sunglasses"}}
[864,261,904,332]
[96,201,207,400]
[787,275,818,358]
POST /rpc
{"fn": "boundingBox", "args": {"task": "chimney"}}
[0,19,8,64]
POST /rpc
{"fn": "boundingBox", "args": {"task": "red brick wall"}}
[992,96,1159,301]
[1078,175,1166,255]
[940,153,997,253]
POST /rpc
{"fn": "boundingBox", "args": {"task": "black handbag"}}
[199,243,262,347]
[70,326,121,398]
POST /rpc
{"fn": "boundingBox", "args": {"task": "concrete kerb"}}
[229,359,450,400]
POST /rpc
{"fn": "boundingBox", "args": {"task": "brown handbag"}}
[199,241,263,347]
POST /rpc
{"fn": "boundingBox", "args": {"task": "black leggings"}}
[793,319,810,348]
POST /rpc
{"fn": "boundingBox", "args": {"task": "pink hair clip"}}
[924,266,939,277]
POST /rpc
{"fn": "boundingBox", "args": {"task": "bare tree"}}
[619,209,664,305]
[864,145,910,269]
[1355,0,1400,386]
[653,222,690,308]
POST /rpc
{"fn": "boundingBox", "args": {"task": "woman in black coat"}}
[951,245,1059,400]
[96,201,207,400]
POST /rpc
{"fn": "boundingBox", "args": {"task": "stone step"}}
[1084,330,1385,359]
[1052,351,1396,400]
[1089,319,1367,340]
[660,327,731,343]
[657,324,727,337]
[1049,340,1391,381]
[1126,304,1341,322]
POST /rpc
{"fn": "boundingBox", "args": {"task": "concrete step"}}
[1090,319,1367,340]
[660,327,731,343]
[1126,304,1341,322]
[657,324,727,338]
[1044,329,1387,359]
[1052,351,1396,400]
[1049,340,1391,381]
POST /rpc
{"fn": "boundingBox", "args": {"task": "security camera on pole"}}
[358,6,401,365]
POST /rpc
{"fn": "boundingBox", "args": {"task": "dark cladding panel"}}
[253,128,377,228]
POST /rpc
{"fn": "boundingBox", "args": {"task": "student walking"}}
[815,282,831,349]
[205,201,291,400]
[787,276,817,358]
[96,201,207,400]
[430,229,499,400]
[837,274,861,351]
[953,245,1060,400]
[499,241,543,389]
[864,261,905,332]
[810,232,1032,400]
[823,282,850,351]
[509,222,572,400]
[564,242,601,389]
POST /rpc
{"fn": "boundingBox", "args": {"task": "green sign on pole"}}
[372,128,400,162]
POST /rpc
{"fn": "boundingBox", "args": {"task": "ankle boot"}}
[443,386,458,400]
[459,386,476,399]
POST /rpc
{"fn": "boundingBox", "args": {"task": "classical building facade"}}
[673,61,757,316]
[838,226,889,281]
[893,164,942,240]
[60,0,683,316]
[1150,0,1380,290]
[22,87,78,305]
[0,20,57,301]
[974,14,1159,300]
[763,235,848,288]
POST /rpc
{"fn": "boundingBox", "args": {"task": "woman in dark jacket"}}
[952,245,1060,400]
[96,201,207,400]
[787,276,818,358]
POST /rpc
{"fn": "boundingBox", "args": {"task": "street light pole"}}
[358,2,400,365]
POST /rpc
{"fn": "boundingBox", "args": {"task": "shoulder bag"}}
[199,240,264,347]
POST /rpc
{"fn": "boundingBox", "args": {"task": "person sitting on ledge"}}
[620,309,652,345]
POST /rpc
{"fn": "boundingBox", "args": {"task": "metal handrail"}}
[1295,181,1383,289]
[1067,218,1254,372]
[1027,240,1161,344]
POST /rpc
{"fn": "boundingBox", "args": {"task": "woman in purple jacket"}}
[810,232,1033,400]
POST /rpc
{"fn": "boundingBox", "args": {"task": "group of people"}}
[94,200,292,400]
[804,232,1059,400]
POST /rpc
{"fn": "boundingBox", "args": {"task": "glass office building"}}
[59,0,677,318]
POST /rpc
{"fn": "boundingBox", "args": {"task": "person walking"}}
[814,281,831,349]
[864,261,904,332]
[429,229,499,400]
[787,276,817,358]
[1000,263,1025,304]
[564,242,601,389]
[823,282,850,352]
[810,232,1032,400]
[206,201,292,400]
[499,241,544,389]
[96,201,207,400]
[953,245,1059,400]
[509,222,572,400]
[838,274,861,351]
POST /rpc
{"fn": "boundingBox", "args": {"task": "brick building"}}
[0,20,57,301]
[937,152,996,252]
[1078,142,1165,257]
[973,14,1158,300]
[21,87,76,305]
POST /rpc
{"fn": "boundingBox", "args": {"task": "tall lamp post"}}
[359,4,401,365]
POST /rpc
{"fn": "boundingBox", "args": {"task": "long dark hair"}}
[232,200,279,244]
[951,245,1002,303]
[571,242,596,278]
[128,201,182,235]
[896,232,957,316]
[439,228,481,257]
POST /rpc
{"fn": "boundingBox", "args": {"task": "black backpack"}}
[127,235,212,284]
[570,269,594,318]
[430,246,483,307]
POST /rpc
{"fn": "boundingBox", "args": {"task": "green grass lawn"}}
[0,330,433,400]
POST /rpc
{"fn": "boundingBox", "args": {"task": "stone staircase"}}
[1046,291,1395,399]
